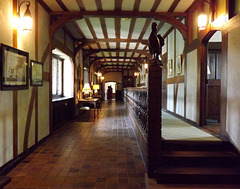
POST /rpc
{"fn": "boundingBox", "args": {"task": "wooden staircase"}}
[154,140,240,185]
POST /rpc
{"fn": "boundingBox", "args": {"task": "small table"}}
[79,98,100,118]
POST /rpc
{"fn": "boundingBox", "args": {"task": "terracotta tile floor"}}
[5,101,146,189]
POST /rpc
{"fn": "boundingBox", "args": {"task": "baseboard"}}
[0,135,50,176]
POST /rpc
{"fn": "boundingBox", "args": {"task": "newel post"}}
[147,60,162,177]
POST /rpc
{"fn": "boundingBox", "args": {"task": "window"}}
[52,49,74,99]
[52,56,63,96]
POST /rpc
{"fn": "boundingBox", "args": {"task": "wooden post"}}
[147,60,162,177]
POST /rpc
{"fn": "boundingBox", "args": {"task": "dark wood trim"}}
[115,0,122,11]
[220,33,228,136]
[41,43,50,64]
[52,39,74,58]
[166,75,184,84]
[49,39,53,134]
[76,0,85,11]
[13,0,18,159]
[24,88,37,151]
[43,72,50,81]
[151,0,162,12]
[168,0,181,12]
[35,88,38,144]
[35,1,39,145]
[133,0,141,11]
[37,0,52,13]
[56,0,69,11]
[13,91,18,158]
[51,10,187,17]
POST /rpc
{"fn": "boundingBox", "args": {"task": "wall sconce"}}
[144,63,148,69]
[101,76,104,81]
[134,72,139,77]
[198,0,211,30]
[17,1,32,32]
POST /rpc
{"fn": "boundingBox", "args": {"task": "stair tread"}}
[155,167,240,175]
[161,150,238,157]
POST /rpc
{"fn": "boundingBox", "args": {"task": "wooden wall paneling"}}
[220,32,228,135]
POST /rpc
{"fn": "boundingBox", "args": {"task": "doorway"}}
[204,31,222,135]
[105,81,116,100]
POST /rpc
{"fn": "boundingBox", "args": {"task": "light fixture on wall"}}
[144,63,148,69]
[198,0,211,30]
[17,1,32,32]
[101,76,104,81]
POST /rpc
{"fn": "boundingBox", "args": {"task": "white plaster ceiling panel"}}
[138,43,147,50]
[119,59,124,61]
[43,0,62,11]
[96,52,102,56]
[129,42,137,49]
[120,42,127,49]
[99,42,107,49]
[133,53,139,57]
[82,0,97,10]
[76,19,93,39]
[109,42,116,49]
[103,52,109,57]
[111,52,116,56]
[90,43,99,49]
[62,0,80,11]
[126,52,133,57]
[142,20,161,39]
[120,18,131,39]
[102,0,115,10]
[64,22,82,39]
[174,0,195,12]
[139,0,155,11]
[105,58,111,61]
[119,52,125,57]
[122,0,134,11]
[159,23,172,36]
[105,18,116,38]
[132,18,147,39]
[112,59,117,61]
[89,17,104,38]
[156,0,174,12]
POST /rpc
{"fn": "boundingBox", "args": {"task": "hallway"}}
[5,101,146,189]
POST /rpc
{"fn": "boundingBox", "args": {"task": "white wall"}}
[186,49,198,122]
[227,28,240,150]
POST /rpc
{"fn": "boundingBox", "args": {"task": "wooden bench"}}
[0,176,11,189]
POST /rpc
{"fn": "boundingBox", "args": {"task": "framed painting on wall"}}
[30,60,43,86]
[0,43,29,90]
[176,54,182,74]
[168,59,173,76]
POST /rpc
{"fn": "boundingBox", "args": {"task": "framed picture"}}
[0,44,29,90]
[30,60,43,86]
[176,54,182,74]
[168,59,173,76]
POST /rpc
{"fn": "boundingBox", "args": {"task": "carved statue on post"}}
[148,22,165,66]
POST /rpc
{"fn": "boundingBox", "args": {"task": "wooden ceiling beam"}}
[77,38,148,43]
[50,10,187,17]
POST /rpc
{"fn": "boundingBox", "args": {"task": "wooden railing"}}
[124,87,148,133]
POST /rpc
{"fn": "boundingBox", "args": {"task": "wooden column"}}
[147,61,162,177]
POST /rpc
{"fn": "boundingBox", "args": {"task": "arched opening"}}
[105,81,116,101]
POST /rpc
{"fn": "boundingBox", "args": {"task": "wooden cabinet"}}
[52,98,74,130]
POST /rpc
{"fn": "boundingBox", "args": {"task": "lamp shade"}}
[198,14,208,30]
[93,84,100,90]
[82,83,92,93]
